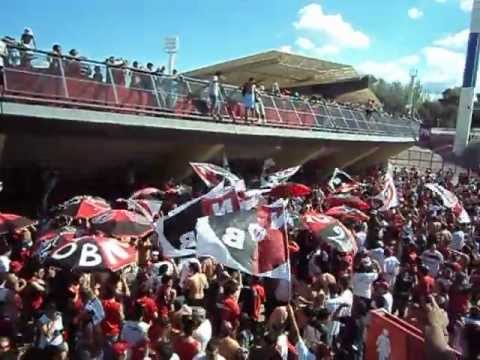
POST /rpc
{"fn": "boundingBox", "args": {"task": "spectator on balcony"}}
[47,44,63,75]
[242,78,256,123]
[19,28,36,68]
[166,69,179,110]
[208,72,223,121]
[65,49,82,78]
[142,62,155,91]
[255,85,266,124]
[366,99,377,119]
[0,38,6,76]
[105,57,127,86]
[130,61,142,89]
[271,82,281,97]
[93,66,103,82]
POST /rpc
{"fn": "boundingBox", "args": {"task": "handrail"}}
[0,44,419,138]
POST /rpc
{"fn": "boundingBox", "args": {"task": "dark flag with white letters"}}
[196,201,290,279]
[157,184,242,257]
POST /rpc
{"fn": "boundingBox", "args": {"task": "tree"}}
[370,78,427,115]
[417,87,460,127]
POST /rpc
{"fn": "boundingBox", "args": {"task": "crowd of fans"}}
[0,27,417,126]
[0,164,477,359]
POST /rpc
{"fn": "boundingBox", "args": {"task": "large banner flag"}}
[424,183,471,223]
[261,166,301,188]
[376,173,399,211]
[196,201,290,279]
[190,162,241,188]
[328,168,360,193]
[157,184,242,257]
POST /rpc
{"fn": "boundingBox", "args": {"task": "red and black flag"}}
[328,168,360,193]
[156,184,242,257]
[190,162,241,188]
[302,211,357,253]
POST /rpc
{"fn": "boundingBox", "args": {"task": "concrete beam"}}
[0,102,416,144]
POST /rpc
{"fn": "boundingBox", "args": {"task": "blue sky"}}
[0,0,475,93]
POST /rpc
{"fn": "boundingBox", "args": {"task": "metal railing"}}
[0,45,418,138]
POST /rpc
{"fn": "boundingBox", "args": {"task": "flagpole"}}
[282,199,293,302]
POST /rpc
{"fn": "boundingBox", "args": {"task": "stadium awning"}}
[184,50,360,89]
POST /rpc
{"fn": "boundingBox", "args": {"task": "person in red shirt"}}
[101,287,124,341]
[220,280,241,328]
[136,284,158,324]
[413,265,435,303]
[173,316,200,360]
[251,277,266,322]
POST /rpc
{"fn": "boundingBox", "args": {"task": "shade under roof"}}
[184,50,360,89]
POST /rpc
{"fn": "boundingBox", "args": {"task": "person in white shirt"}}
[372,282,393,313]
[383,248,401,287]
[192,307,212,351]
[207,73,222,120]
[352,258,379,300]
[120,303,150,349]
[369,242,385,269]
[421,243,444,277]
[36,303,68,356]
[451,225,465,251]
[354,223,367,251]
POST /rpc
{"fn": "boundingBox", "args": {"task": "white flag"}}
[261,166,301,188]
[190,162,240,188]
[425,183,470,223]
[376,173,399,211]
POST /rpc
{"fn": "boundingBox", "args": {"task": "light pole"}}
[408,68,418,117]
[164,36,179,75]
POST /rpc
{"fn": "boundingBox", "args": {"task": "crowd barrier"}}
[0,47,418,138]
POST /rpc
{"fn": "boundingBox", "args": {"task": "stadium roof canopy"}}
[184,50,361,89]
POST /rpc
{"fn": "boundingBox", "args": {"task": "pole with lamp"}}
[164,36,179,75]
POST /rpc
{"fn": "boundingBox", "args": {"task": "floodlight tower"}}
[454,0,480,156]
[164,36,179,75]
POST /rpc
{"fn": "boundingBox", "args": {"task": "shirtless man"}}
[184,262,209,307]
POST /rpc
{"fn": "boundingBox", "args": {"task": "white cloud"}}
[408,7,424,19]
[294,3,370,49]
[295,37,315,50]
[279,45,293,53]
[313,45,341,56]
[422,46,464,91]
[433,29,469,50]
[460,0,473,11]
[357,55,421,83]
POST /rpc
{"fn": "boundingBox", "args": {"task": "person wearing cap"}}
[19,27,36,68]
[20,28,36,48]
